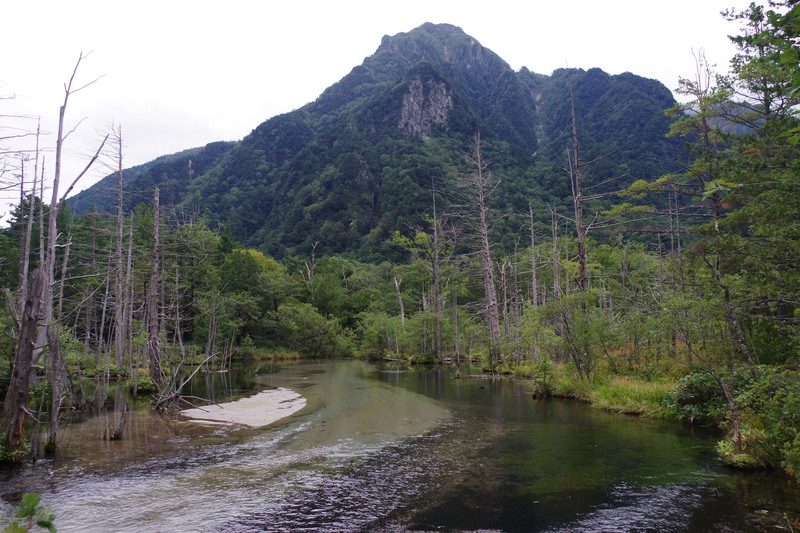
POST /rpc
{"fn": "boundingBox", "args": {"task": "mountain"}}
[68,141,235,215]
[69,23,684,261]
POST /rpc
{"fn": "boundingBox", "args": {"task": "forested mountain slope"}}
[69,22,685,260]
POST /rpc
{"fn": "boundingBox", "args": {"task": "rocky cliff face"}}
[398,75,453,138]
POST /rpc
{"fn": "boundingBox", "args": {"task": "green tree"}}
[217,249,289,342]
[274,301,348,357]
[718,1,800,361]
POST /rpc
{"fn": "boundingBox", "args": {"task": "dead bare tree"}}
[146,188,164,385]
[2,52,107,457]
[564,85,629,295]
[108,124,127,370]
[464,133,504,366]
[17,125,40,309]
[528,203,540,307]
[550,207,561,302]
[3,268,45,456]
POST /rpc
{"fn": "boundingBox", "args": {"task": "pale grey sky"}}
[1,0,753,217]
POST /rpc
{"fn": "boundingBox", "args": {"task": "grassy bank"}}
[544,363,675,418]
[535,361,800,479]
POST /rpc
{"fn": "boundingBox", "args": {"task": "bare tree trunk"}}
[47,233,78,451]
[500,260,509,341]
[36,55,107,452]
[550,208,561,302]
[125,214,135,377]
[305,241,318,302]
[147,188,163,385]
[431,185,443,361]
[37,166,45,269]
[3,268,45,457]
[529,204,539,306]
[705,254,758,378]
[453,290,460,363]
[173,264,186,360]
[17,146,38,310]
[567,88,588,294]
[467,133,503,366]
[33,168,46,367]
[112,125,126,370]
[96,265,111,362]
[510,258,522,365]
[394,276,405,326]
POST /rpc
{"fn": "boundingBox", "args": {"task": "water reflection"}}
[0,361,797,532]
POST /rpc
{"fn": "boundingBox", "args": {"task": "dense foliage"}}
[68,23,685,261]
[2,4,799,478]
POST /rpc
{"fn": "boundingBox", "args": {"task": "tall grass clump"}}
[590,376,674,417]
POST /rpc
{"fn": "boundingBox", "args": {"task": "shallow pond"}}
[1,360,798,532]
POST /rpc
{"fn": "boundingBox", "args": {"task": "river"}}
[1,360,798,531]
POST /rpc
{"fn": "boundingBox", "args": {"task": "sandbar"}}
[180,387,306,428]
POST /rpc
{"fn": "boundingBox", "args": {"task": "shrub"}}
[27,379,52,412]
[782,434,800,478]
[0,434,30,463]
[733,366,800,474]
[126,371,158,395]
[717,423,777,469]
[681,365,800,476]
[666,370,731,424]
[549,363,592,400]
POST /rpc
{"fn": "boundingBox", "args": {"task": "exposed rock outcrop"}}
[398,75,452,138]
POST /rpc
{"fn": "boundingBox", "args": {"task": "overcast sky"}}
[1,0,753,216]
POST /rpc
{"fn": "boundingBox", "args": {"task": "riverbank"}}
[546,366,674,418]
[535,362,800,481]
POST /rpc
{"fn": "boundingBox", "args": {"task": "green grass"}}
[590,376,674,417]
[546,363,675,418]
[247,347,304,361]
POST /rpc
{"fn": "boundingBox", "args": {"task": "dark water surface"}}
[1,360,798,532]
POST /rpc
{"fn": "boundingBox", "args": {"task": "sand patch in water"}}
[180,387,306,428]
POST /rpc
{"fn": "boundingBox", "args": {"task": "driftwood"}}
[103,404,127,441]
[153,352,218,411]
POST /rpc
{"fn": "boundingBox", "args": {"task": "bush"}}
[238,335,256,358]
[249,348,303,361]
[27,379,52,412]
[666,370,729,424]
[679,365,800,475]
[126,372,158,395]
[733,366,800,474]
[549,363,592,400]
[717,423,777,469]
[782,434,800,477]
[0,433,30,463]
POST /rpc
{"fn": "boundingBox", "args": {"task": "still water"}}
[1,360,798,532]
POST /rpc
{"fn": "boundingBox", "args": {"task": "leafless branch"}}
[59,133,109,201]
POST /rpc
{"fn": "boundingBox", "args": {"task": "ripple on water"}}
[219,431,457,532]
[547,483,712,533]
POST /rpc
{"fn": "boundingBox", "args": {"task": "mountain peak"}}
[69,24,683,261]
[373,22,510,76]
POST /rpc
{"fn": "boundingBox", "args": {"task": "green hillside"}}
[69,22,685,260]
